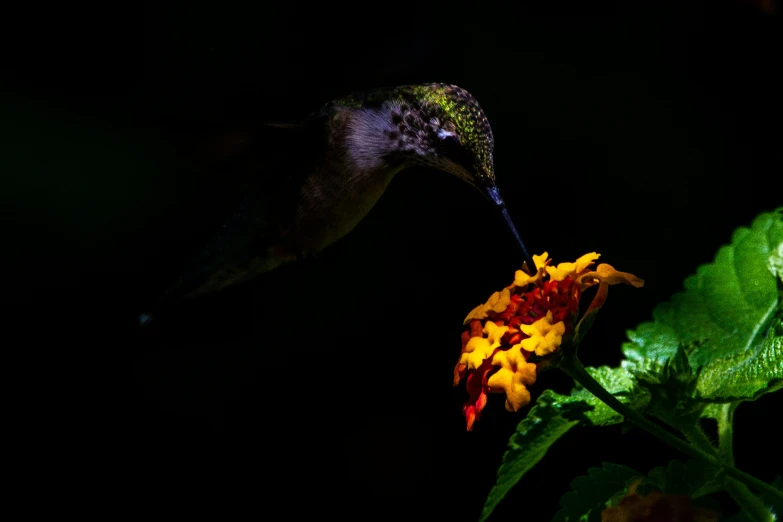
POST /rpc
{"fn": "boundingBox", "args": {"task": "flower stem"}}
[558,356,783,504]
[718,403,738,465]
[681,423,774,522]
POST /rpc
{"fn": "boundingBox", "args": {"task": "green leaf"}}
[646,459,724,499]
[696,316,783,401]
[550,460,725,522]
[701,403,723,420]
[622,209,783,405]
[633,345,706,425]
[480,367,648,522]
[551,463,643,522]
[479,392,587,522]
[568,366,651,426]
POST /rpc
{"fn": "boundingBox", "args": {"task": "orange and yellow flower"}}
[454,252,643,431]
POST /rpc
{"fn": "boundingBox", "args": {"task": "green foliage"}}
[549,459,725,522]
[479,392,587,522]
[701,402,724,420]
[622,209,783,407]
[480,367,648,522]
[566,366,651,426]
[646,459,724,499]
[697,316,783,402]
[551,463,643,522]
[633,345,706,425]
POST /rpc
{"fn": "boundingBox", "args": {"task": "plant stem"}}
[681,422,774,522]
[559,356,783,504]
[718,403,738,465]
[725,480,776,522]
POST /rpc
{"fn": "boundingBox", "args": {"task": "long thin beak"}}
[482,185,536,274]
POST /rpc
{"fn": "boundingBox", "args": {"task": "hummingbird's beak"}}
[481,185,536,274]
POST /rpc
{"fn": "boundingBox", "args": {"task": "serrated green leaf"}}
[479,392,587,522]
[622,322,683,372]
[551,463,643,522]
[646,459,724,499]
[622,209,783,405]
[696,317,783,401]
[569,366,651,426]
[480,367,648,522]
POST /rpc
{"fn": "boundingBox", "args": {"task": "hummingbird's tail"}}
[137,292,176,328]
[138,302,165,328]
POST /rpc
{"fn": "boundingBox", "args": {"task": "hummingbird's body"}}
[141,83,533,323]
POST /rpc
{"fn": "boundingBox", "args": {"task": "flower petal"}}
[486,288,512,313]
[574,252,601,272]
[547,252,600,281]
[576,263,645,289]
[487,344,537,411]
[462,288,513,324]
[459,322,509,369]
[517,311,566,356]
[463,303,488,324]
[514,253,550,287]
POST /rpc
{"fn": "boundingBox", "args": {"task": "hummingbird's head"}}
[336,83,499,199]
[392,84,497,195]
[334,83,535,270]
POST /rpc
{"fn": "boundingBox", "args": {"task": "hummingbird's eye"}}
[437,131,470,163]
[437,131,462,155]
[437,129,460,146]
[442,135,461,148]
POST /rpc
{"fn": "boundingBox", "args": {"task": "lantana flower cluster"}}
[453,252,643,431]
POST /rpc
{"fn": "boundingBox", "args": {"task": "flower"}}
[453,252,643,431]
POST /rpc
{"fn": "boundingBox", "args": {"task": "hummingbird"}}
[139,83,534,325]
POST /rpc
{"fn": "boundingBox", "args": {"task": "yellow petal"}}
[459,322,509,369]
[533,253,550,268]
[518,336,538,353]
[459,337,493,369]
[514,252,549,287]
[574,252,600,273]
[487,347,537,412]
[547,253,601,281]
[576,263,645,289]
[545,265,570,282]
[517,312,566,356]
[463,287,513,324]
[484,321,510,345]
[514,270,533,287]
[463,303,488,324]
[539,325,565,356]
[485,288,511,313]
[555,261,577,273]
[491,343,529,369]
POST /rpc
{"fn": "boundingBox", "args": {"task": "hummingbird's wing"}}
[141,118,328,321]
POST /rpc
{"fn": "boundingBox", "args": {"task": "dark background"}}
[4,0,781,520]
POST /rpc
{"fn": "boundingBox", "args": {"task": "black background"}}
[4,0,781,520]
